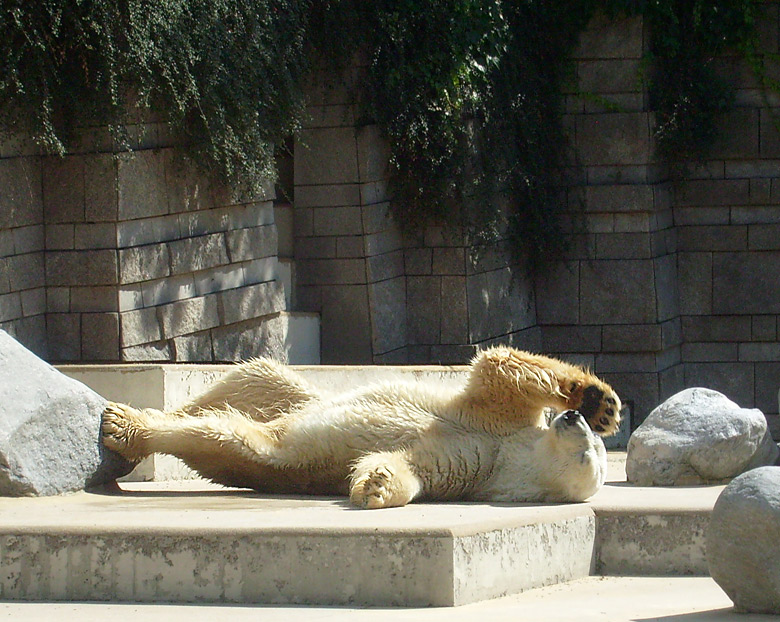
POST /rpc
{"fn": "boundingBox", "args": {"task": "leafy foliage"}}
[0,0,308,192]
[0,0,766,259]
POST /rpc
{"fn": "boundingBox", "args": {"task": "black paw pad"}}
[579,385,604,419]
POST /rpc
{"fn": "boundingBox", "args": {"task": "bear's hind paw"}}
[101,402,151,462]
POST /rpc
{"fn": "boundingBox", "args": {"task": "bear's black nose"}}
[562,410,582,425]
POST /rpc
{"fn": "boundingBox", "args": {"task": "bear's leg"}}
[102,401,280,476]
[467,347,622,436]
[349,451,423,509]
[179,357,320,422]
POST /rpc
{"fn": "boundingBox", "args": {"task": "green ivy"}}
[0,1,767,260]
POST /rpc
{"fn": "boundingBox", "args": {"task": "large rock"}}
[707,467,780,614]
[626,388,779,486]
[0,330,132,495]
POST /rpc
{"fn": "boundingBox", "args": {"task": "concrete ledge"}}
[0,478,724,607]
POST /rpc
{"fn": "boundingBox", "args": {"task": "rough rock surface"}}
[626,388,779,486]
[0,330,133,496]
[707,467,780,614]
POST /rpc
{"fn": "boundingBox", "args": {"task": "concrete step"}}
[0,458,724,607]
[0,577,751,622]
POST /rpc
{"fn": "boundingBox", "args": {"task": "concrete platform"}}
[0,456,726,608]
[2,577,775,622]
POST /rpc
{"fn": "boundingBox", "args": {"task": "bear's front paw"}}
[101,402,150,462]
[349,455,422,510]
[565,383,621,436]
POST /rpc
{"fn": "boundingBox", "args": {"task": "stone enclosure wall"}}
[2,8,780,431]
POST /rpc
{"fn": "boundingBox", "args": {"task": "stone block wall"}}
[0,139,46,358]
[1,123,293,363]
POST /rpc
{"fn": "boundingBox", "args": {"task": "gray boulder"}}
[0,330,133,496]
[707,467,780,614]
[626,388,779,486]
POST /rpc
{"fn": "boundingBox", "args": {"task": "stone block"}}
[595,232,651,259]
[45,250,118,287]
[169,233,229,275]
[243,256,280,286]
[440,276,468,344]
[361,202,393,235]
[295,127,359,186]
[0,330,131,495]
[712,108,759,158]
[178,207,229,238]
[760,107,780,158]
[140,273,196,307]
[368,277,407,354]
[654,254,678,322]
[682,342,739,362]
[672,207,729,226]
[69,286,119,313]
[46,287,69,313]
[541,325,601,353]
[172,331,214,362]
[120,307,162,348]
[749,178,771,204]
[682,315,751,343]
[191,266,245,298]
[159,294,220,339]
[407,276,441,344]
[365,230,402,257]
[19,288,44,317]
[751,315,776,341]
[578,59,642,94]
[749,224,780,250]
[12,225,44,255]
[576,113,652,166]
[755,361,780,414]
[220,281,285,326]
[118,284,143,311]
[45,224,74,250]
[46,313,81,361]
[739,342,780,362]
[596,352,659,374]
[42,155,85,224]
[295,236,337,260]
[360,180,390,205]
[336,236,364,258]
[678,225,747,251]
[303,104,355,129]
[356,125,390,183]
[73,223,117,250]
[467,267,535,342]
[535,261,579,325]
[714,252,780,314]
[708,468,780,614]
[296,258,366,286]
[119,243,170,284]
[116,214,181,248]
[404,248,433,275]
[8,253,45,290]
[0,158,42,230]
[584,184,655,213]
[84,153,118,222]
[602,324,662,352]
[613,212,651,233]
[117,150,168,220]
[684,362,755,408]
[226,225,278,262]
[0,292,22,323]
[432,247,465,275]
[579,260,656,324]
[311,205,364,236]
[121,341,171,361]
[81,313,120,361]
[320,285,372,363]
[676,179,750,207]
[294,184,361,209]
[734,206,780,225]
[678,252,712,315]
[574,14,643,59]
[366,250,404,283]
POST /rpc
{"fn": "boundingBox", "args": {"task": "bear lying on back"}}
[102,346,621,508]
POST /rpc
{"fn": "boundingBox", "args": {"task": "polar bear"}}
[101,346,621,508]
